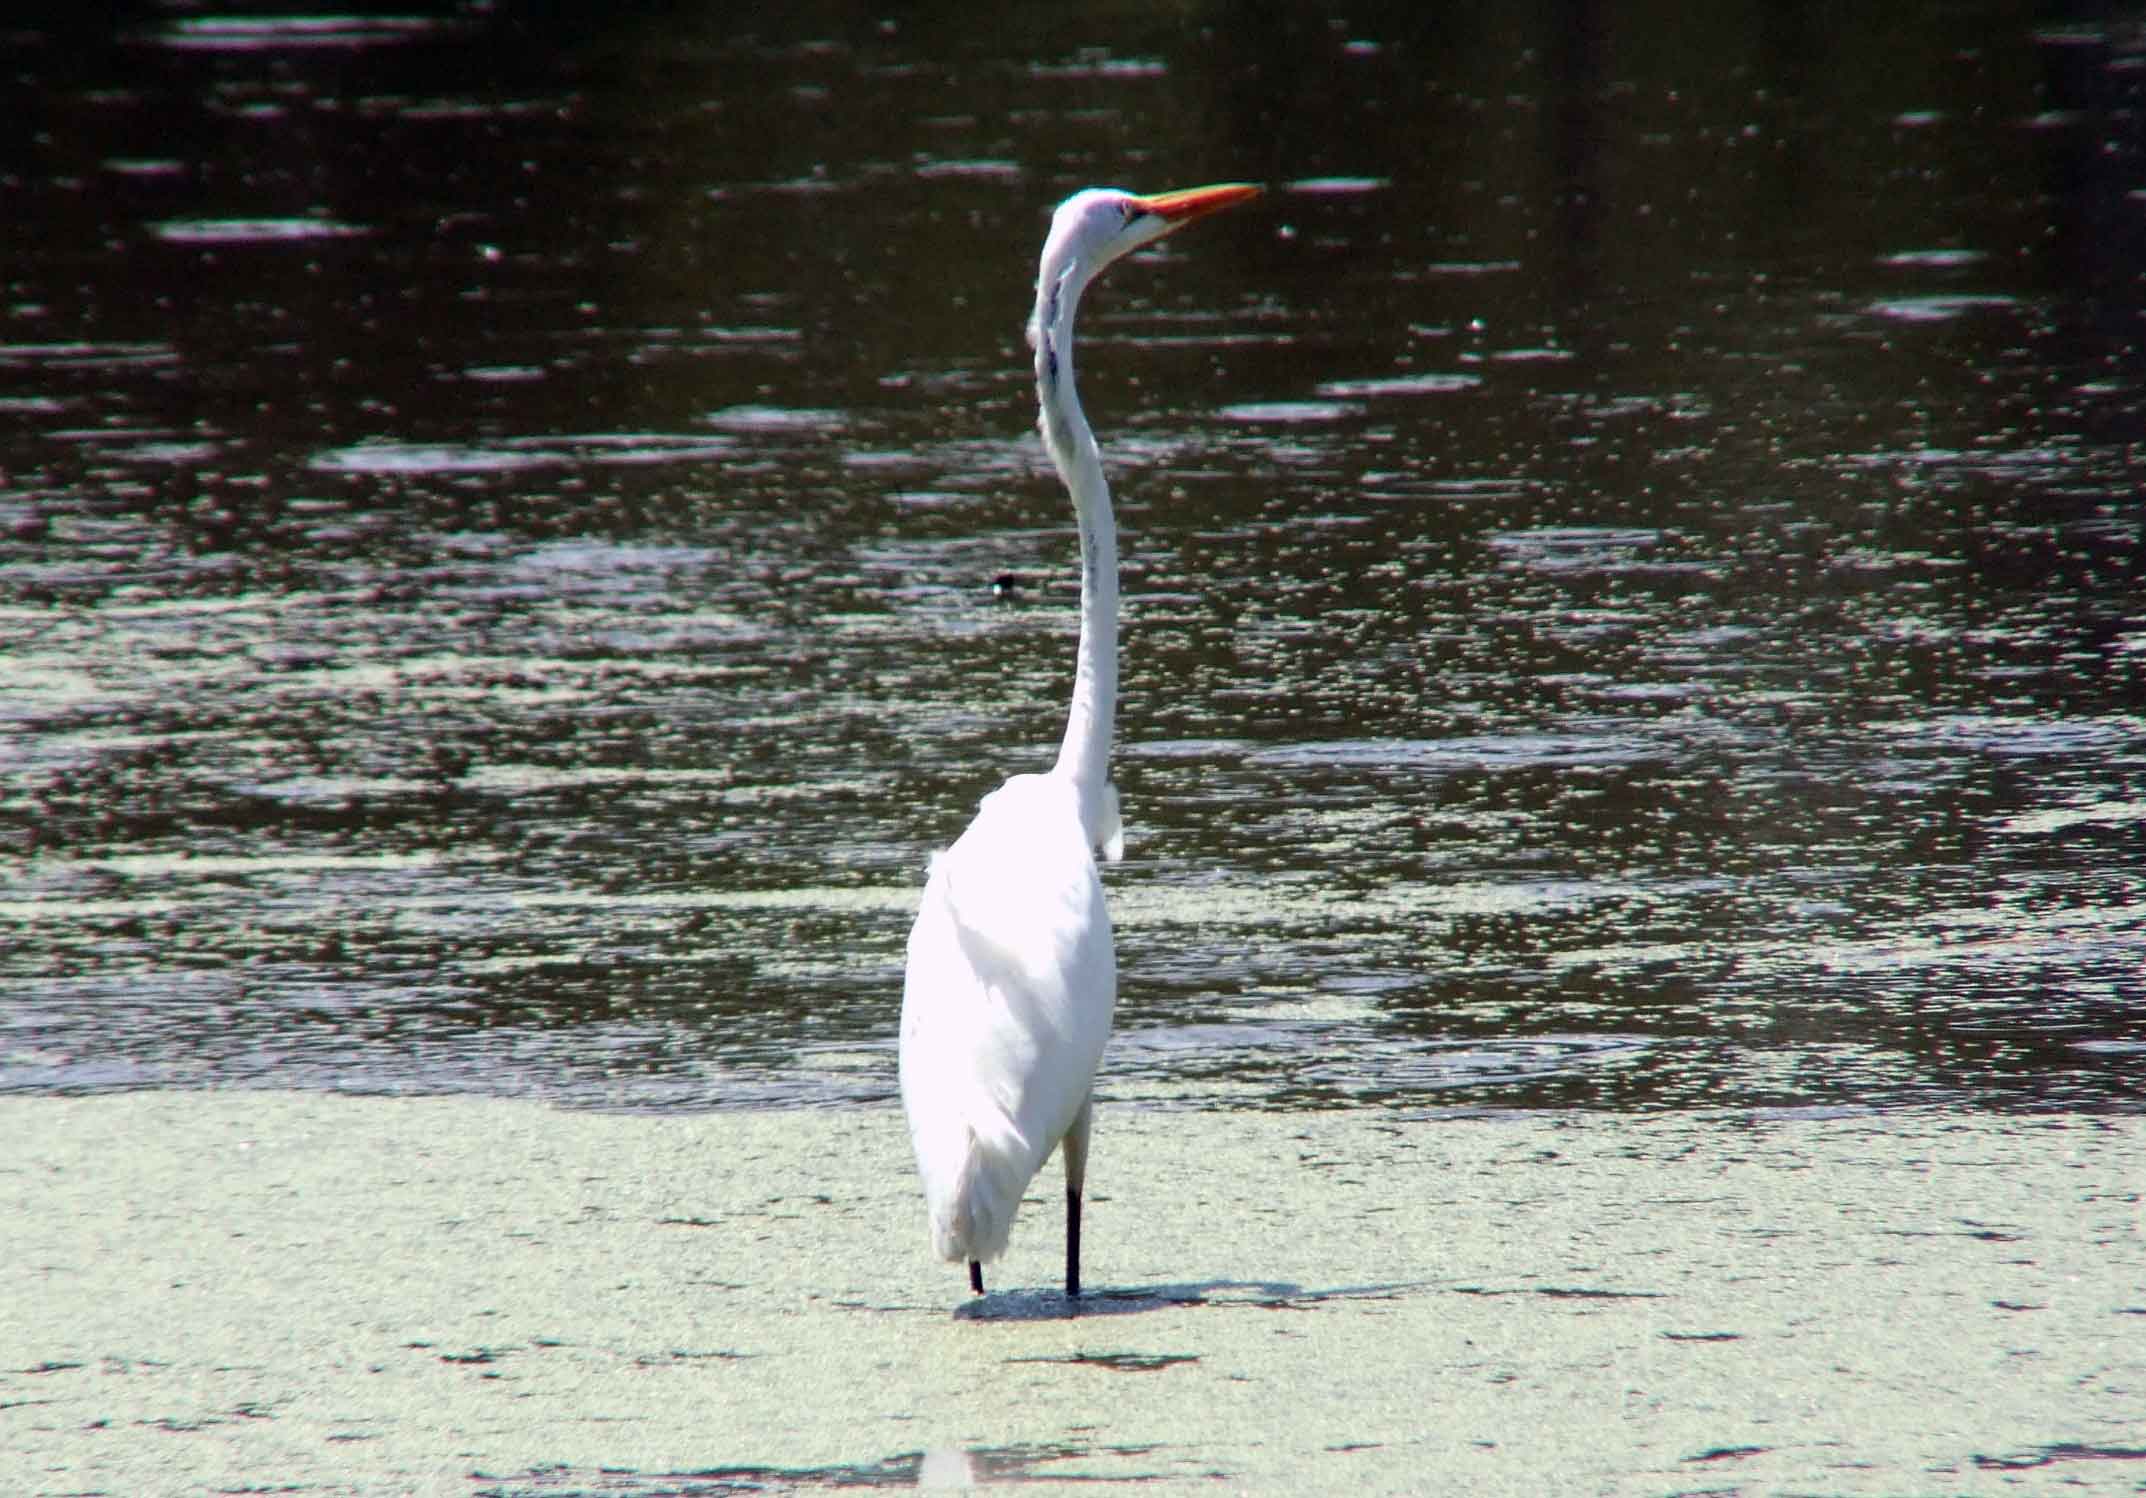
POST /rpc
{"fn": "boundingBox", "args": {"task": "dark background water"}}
[3,1,2141,1111]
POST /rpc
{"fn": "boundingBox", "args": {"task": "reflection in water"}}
[1,4,2140,1113]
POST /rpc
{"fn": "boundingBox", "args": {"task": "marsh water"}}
[3,3,2142,1113]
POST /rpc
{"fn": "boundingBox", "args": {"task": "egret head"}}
[1030,182,1260,346]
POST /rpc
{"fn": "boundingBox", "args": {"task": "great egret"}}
[898,182,1260,1300]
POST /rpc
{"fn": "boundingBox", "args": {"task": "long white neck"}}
[1033,263,1117,840]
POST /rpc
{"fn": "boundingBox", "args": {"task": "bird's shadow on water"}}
[951,1278,1427,1321]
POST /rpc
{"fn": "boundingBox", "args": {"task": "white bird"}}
[899,182,1260,1300]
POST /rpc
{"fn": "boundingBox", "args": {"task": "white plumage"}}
[900,774,1113,1266]
[898,183,1259,1299]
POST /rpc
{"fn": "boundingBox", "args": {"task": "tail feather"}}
[920,1119,1036,1265]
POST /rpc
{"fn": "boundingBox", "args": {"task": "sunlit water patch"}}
[1245,732,1678,773]
[1877,248,1989,269]
[1880,715,2143,757]
[1217,401,1358,423]
[1864,294,2022,324]
[1315,373,1483,397]
[148,217,372,244]
[310,434,737,473]
[139,15,458,50]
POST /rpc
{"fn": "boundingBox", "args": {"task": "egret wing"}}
[898,775,1115,1263]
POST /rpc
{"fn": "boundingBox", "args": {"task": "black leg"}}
[968,1259,983,1295]
[1066,1185,1082,1299]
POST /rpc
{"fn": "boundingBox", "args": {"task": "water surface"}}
[3,2,2141,1112]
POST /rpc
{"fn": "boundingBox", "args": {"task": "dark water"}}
[3,2,2142,1112]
